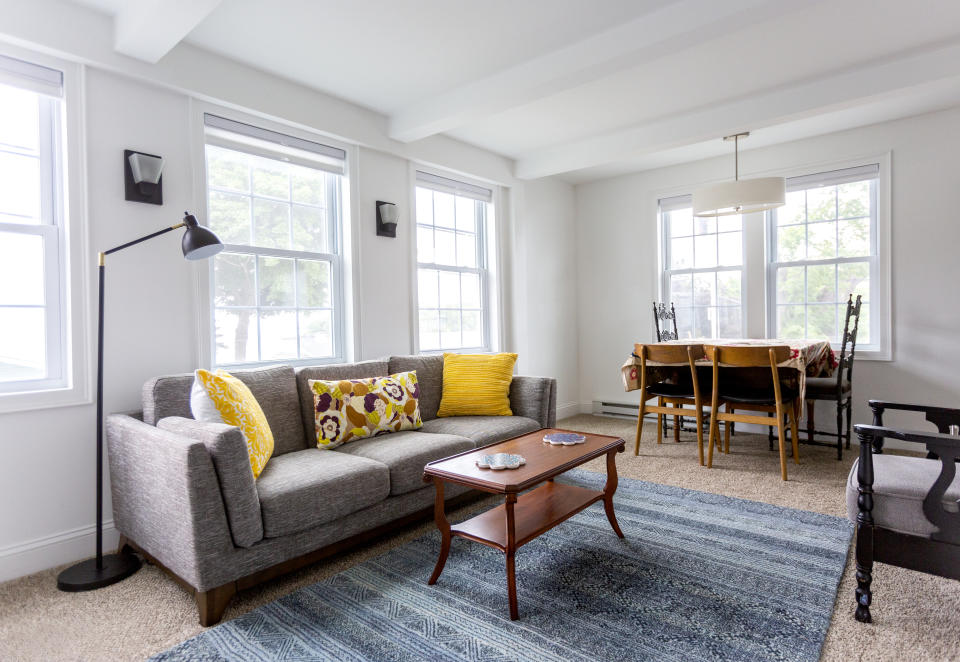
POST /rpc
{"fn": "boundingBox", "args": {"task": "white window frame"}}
[0,47,90,414]
[659,194,746,339]
[200,113,349,368]
[411,167,499,354]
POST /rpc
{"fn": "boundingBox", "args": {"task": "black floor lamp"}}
[57,212,223,592]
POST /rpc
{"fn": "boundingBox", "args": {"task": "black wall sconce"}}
[376,201,399,237]
[124,150,164,205]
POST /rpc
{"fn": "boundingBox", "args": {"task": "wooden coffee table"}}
[422,428,626,620]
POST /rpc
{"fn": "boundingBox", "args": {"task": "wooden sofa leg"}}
[116,535,131,555]
[197,583,237,627]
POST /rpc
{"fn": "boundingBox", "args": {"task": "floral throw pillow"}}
[309,371,422,449]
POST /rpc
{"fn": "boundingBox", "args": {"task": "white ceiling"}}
[68,0,960,183]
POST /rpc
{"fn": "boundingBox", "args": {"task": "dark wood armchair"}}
[850,399,960,623]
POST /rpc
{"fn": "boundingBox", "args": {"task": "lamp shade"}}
[180,212,224,260]
[693,176,785,217]
[128,152,164,184]
[378,202,399,224]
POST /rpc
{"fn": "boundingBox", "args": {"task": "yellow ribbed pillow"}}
[194,369,275,479]
[437,352,518,417]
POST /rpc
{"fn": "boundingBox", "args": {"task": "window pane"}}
[0,84,39,151]
[253,199,290,249]
[670,274,692,308]
[251,156,289,199]
[258,257,295,307]
[777,305,805,338]
[838,218,870,257]
[807,264,836,303]
[456,232,476,268]
[838,262,869,301]
[434,192,455,228]
[299,309,332,358]
[434,229,456,266]
[419,309,440,350]
[694,307,714,337]
[462,310,482,348]
[208,190,251,245]
[290,166,324,206]
[297,259,331,308]
[0,307,45,382]
[417,226,434,264]
[693,272,716,307]
[776,266,804,304]
[417,268,438,308]
[440,309,460,348]
[292,204,327,253]
[717,215,741,233]
[808,304,837,341]
[674,307,693,340]
[461,272,481,309]
[670,237,693,269]
[416,188,433,225]
[694,234,717,269]
[206,145,249,192]
[694,216,715,235]
[718,307,741,338]
[838,181,869,219]
[776,225,805,262]
[455,197,476,232]
[717,232,741,266]
[856,303,870,344]
[214,253,256,307]
[438,271,460,308]
[717,271,741,306]
[214,309,258,364]
[807,221,836,259]
[807,186,836,221]
[777,191,805,225]
[0,152,41,220]
[0,232,44,305]
[259,310,298,360]
[669,208,692,237]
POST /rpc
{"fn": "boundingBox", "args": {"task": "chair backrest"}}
[705,344,791,367]
[635,343,705,364]
[837,294,863,386]
[652,301,679,341]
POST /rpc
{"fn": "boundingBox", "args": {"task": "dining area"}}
[621,295,862,481]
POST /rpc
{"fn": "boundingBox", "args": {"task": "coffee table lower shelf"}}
[452,481,603,550]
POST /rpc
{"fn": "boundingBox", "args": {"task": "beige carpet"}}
[1,414,958,661]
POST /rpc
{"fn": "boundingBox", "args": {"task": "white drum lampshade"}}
[693,132,785,217]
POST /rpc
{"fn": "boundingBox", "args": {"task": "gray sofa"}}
[105,355,556,625]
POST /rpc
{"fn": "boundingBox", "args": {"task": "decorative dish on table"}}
[475,453,526,470]
[543,432,586,446]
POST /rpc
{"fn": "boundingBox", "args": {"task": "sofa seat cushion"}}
[419,415,541,448]
[846,454,960,538]
[334,431,473,496]
[257,449,390,538]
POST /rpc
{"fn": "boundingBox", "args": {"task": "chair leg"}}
[707,407,717,468]
[634,400,646,456]
[845,400,853,450]
[836,399,845,461]
[724,404,732,454]
[768,418,774,451]
[789,399,800,464]
[806,399,816,443]
[673,403,681,442]
[775,404,788,481]
[656,398,663,444]
[695,405,704,466]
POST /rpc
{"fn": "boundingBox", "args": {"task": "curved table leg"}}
[428,477,451,585]
[604,449,626,539]
[505,493,519,620]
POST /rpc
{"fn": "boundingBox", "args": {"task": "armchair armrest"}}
[868,399,960,433]
[157,417,263,548]
[106,414,237,591]
[509,376,557,428]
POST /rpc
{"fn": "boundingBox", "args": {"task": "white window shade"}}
[659,194,692,214]
[416,171,493,203]
[204,114,345,174]
[0,54,62,98]
[786,164,879,192]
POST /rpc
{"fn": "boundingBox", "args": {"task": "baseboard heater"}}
[593,400,641,419]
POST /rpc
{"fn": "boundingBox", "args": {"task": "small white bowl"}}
[476,453,526,470]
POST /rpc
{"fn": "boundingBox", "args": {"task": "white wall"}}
[0,60,579,581]
[575,106,960,438]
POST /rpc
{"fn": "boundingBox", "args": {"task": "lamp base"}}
[57,553,142,592]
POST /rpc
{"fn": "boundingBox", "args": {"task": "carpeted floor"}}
[1,414,958,661]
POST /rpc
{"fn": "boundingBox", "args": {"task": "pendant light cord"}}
[734,134,739,181]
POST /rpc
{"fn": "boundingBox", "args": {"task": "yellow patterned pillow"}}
[193,369,275,479]
[437,352,518,417]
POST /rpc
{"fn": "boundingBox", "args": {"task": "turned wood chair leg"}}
[836,397,844,461]
[789,398,800,464]
[845,401,853,450]
[806,399,816,443]
[724,404,732,454]
[673,402,681,442]
[196,583,237,627]
[656,397,663,444]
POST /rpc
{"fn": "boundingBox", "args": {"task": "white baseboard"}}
[0,520,118,584]
[556,401,580,421]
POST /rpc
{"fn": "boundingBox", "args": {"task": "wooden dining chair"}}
[705,345,801,481]
[633,343,707,465]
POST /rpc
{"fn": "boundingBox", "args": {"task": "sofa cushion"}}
[257,449,390,538]
[420,416,541,448]
[296,360,390,445]
[846,454,960,538]
[389,355,444,421]
[334,431,473,496]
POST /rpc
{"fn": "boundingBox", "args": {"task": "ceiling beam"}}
[387,0,799,143]
[114,0,222,63]
[515,38,960,179]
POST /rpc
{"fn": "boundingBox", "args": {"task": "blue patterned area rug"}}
[152,470,852,662]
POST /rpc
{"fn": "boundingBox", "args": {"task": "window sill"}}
[0,385,93,415]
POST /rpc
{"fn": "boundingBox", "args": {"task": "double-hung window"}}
[660,195,743,338]
[203,114,346,367]
[767,164,879,347]
[0,55,67,394]
[414,171,495,352]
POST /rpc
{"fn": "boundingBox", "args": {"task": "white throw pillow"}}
[190,371,224,423]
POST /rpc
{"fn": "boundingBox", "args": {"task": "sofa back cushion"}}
[144,364,306,456]
[388,355,444,420]
[295,360,390,444]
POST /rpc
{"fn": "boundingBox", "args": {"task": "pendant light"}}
[692,132,785,217]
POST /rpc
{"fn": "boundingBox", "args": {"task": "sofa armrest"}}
[106,414,237,591]
[509,376,557,428]
[157,417,263,547]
